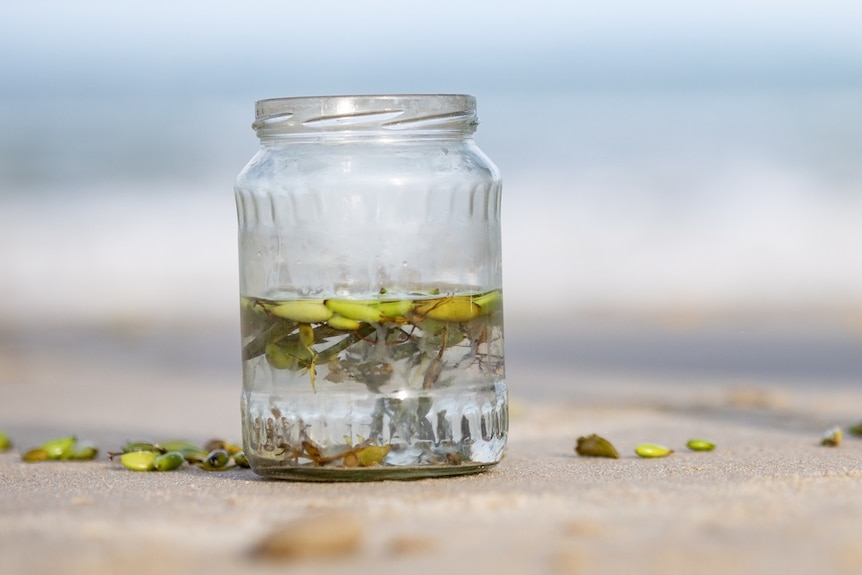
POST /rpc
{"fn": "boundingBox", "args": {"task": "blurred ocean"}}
[2,89,861,330]
[0,2,860,389]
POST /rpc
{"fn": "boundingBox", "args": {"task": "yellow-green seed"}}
[686,439,716,452]
[158,439,200,453]
[233,451,250,468]
[355,444,391,467]
[324,300,383,323]
[69,442,99,460]
[821,426,842,447]
[22,448,51,462]
[270,300,333,323]
[154,451,185,471]
[635,444,673,458]
[265,341,313,370]
[575,434,620,458]
[373,299,414,320]
[298,323,316,347]
[415,298,480,322]
[120,451,158,471]
[123,441,162,453]
[205,449,230,468]
[326,314,362,331]
[0,432,11,452]
[848,422,862,437]
[473,290,503,314]
[41,436,77,459]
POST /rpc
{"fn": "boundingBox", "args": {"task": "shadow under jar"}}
[235,94,506,480]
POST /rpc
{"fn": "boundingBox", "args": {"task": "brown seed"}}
[252,514,363,560]
[22,448,51,462]
[575,434,619,458]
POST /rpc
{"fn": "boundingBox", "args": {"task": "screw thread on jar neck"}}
[252,94,479,140]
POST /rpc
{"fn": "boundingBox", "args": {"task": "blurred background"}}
[1,0,861,393]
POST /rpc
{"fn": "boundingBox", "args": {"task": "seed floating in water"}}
[635,444,673,458]
[575,434,619,459]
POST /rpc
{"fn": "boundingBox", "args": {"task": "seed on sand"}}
[575,434,619,459]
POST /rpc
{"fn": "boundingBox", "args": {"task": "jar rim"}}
[252,94,478,136]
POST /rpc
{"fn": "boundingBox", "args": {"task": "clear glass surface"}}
[235,95,506,480]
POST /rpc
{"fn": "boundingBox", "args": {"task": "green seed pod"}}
[270,300,333,323]
[324,299,383,323]
[120,451,158,471]
[154,451,185,471]
[298,323,316,348]
[233,451,250,468]
[158,439,201,453]
[575,434,620,458]
[355,444,391,467]
[326,314,362,331]
[686,439,716,452]
[22,448,51,462]
[181,449,209,463]
[473,290,503,315]
[415,298,480,323]
[122,441,162,453]
[373,299,414,320]
[0,431,11,452]
[205,449,230,468]
[41,436,77,459]
[265,341,313,371]
[69,442,99,461]
[635,444,673,458]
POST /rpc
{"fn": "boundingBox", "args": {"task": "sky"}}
[1,0,861,99]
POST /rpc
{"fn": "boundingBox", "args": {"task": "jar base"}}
[250,461,497,482]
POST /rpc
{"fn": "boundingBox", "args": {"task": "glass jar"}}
[234,94,506,480]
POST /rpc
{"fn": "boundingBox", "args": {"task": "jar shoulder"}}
[235,140,499,189]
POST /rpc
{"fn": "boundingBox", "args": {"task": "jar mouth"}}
[252,94,478,137]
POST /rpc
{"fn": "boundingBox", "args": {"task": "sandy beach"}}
[2,324,862,575]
